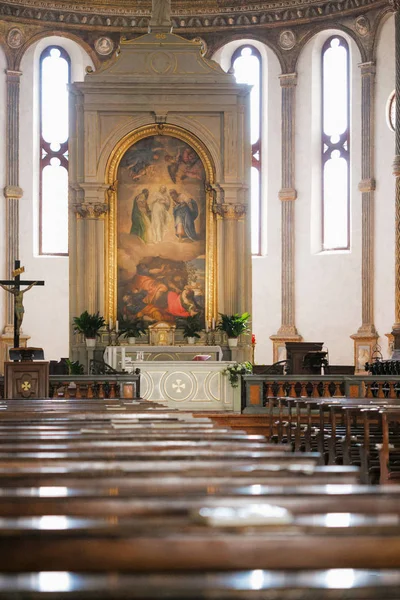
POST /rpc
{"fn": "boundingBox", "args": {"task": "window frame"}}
[39,44,71,257]
[321,35,350,252]
[230,44,262,256]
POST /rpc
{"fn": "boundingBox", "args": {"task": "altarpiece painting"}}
[116,134,206,328]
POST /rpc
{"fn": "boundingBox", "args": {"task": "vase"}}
[85,337,96,348]
[227,337,238,348]
[128,337,136,345]
[187,337,196,345]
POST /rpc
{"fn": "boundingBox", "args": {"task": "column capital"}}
[4,185,23,200]
[5,70,22,81]
[358,61,376,76]
[279,72,297,87]
[73,202,109,219]
[212,203,247,220]
[279,187,297,201]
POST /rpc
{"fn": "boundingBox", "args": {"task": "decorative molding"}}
[358,178,376,192]
[393,154,400,177]
[278,29,296,50]
[279,72,298,88]
[213,203,246,220]
[4,185,23,199]
[73,202,109,219]
[0,0,385,31]
[279,187,297,201]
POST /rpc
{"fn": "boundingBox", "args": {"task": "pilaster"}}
[351,61,378,370]
[271,72,302,356]
[391,5,400,358]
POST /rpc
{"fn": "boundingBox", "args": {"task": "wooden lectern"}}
[4,348,49,399]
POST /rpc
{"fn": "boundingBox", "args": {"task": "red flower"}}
[252,333,256,345]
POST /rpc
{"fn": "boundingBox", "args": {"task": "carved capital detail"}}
[359,61,376,77]
[279,73,297,88]
[358,178,376,193]
[213,203,247,220]
[73,202,109,219]
[279,187,297,201]
[389,0,400,12]
[4,185,23,200]
[393,155,400,177]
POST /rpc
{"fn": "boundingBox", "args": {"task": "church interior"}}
[0,0,399,595]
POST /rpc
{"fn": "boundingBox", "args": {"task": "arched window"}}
[231,45,262,255]
[321,36,350,251]
[39,45,70,255]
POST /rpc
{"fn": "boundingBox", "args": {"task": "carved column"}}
[392,1,400,358]
[70,200,108,366]
[0,70,27,372]
[4,70,23,328]
[270,72,302,362]
[351,61,378,371]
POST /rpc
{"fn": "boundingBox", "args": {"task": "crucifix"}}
[0,260,45,350]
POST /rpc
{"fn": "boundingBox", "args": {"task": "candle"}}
[116,320,119,333]
[109,319,113,331]
[212,318,216,330]
[205,321,209,333]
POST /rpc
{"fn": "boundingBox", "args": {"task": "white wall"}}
[214,27,396,367]
[375,14,396,358]
[16,36,94,361]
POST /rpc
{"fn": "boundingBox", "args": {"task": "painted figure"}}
[130,189,152,242]
[150,0,171,26]
[170,189,199,241]
[151,186,171,242]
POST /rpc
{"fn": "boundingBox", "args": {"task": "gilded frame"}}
[105,123,216,327]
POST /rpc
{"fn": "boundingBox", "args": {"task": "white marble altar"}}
[104,345,223,370]
[129,360,241,411]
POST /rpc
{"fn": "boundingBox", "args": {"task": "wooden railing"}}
[242,375,400,411]
[0,374,141,400]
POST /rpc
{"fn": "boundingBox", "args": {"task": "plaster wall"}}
[0,48,7,329]
[15,36,93,361]
[375,14,396,358]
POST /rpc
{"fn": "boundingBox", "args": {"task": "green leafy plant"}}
[73,310,106,339]
[118,317,146,339]
[65,358,84,375]
[223,361,253,387]
[182,314,202,339]
[217,312,251,339]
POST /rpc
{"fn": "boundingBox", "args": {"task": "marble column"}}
[392,1,400,358]
[270,72,301,362]
[351,61,378,370]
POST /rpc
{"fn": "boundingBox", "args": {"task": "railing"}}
[0,374,141,400]
[242,374,400,411]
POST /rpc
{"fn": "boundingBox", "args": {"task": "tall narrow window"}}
[231,45,262,255]
[321,36,350,251]
[40,46,70,255]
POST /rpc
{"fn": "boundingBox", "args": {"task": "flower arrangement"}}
[223,361,253,388]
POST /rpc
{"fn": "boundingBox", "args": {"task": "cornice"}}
[0,0,387,31]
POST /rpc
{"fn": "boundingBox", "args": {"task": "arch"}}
[15,30,98,72]
[211,34,284,72]
[295,23,365,68]
[105,123,217,324]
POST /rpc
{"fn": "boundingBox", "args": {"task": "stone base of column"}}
[0,331,30,375]
[350,331,379,374]
[270,329,302,364]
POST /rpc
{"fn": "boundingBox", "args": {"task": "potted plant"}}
[182,314,202,344]
[119,317,146,344]
[73,310,106,348]
[217,312,251,347]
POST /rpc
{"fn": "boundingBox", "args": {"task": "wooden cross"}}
[0,260,45,350]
